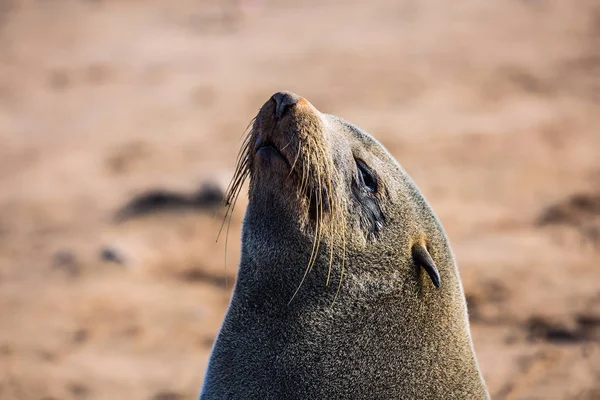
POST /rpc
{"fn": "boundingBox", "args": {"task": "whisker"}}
[217,166,249,241]
[222,170,248,288]
[289,184,319,304]
[287,143,302,179]
[325,156,336,287]
[307,159,324,275]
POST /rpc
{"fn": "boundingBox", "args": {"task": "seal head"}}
[202,91,489,399]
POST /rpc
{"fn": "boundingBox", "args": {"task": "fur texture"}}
[200,92,489,399]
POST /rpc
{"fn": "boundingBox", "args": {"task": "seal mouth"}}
[254,136,272,153]
[254,136,290,166]
[251,103,304,174]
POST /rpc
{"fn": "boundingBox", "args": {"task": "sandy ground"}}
[0,0,599,399]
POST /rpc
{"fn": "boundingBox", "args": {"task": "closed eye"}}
[351,158,384,238]
[356,159,377,193]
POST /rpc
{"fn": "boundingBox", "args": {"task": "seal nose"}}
[271,91,300,120]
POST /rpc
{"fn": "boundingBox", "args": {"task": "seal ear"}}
[412,243,441,288]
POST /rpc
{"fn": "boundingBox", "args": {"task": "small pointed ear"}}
[412,243,441,288]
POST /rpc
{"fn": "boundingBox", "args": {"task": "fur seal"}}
[200,91,489,399]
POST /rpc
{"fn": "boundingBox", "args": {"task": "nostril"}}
[271,91,300,120]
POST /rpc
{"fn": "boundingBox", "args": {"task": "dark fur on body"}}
[201,92,489,399]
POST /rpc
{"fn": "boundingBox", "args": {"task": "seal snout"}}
[249,90,327,189]
[271,91,301,120]
[252,91,318,163]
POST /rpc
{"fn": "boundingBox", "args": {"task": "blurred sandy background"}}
[0,0,599,399]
